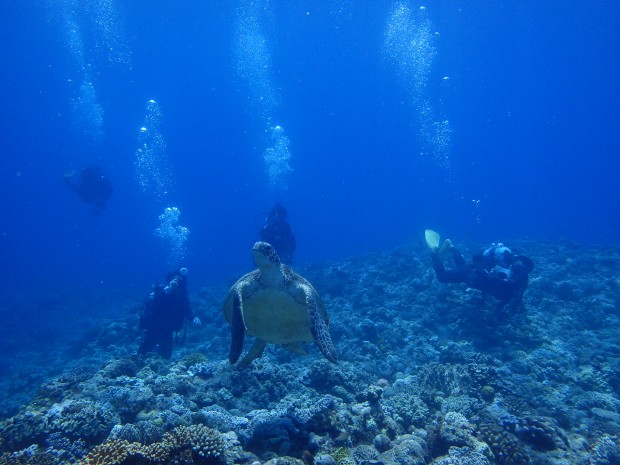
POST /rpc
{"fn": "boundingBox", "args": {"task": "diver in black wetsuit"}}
[64,166,113,214]
[138,268,201,359]
[260,203,296,264]
[430,237,534,313]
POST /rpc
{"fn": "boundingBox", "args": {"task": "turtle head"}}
[253,241,281,270]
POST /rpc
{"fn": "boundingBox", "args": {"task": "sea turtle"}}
[223,241,338,368]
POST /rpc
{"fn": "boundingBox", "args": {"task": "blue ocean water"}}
[0,0,618,298]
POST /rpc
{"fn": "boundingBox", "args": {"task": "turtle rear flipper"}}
[306,289,338,363]
[229,291,245,364]
[237,339,267,369]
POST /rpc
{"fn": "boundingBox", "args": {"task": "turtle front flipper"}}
[229,289,245,364]
[305,287,338,363]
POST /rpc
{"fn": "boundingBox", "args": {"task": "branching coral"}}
[162,424,225,463]
[78,425,226,465]
[79,439,141,465]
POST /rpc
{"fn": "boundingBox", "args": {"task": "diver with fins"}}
[64,166,113,214]
[425,229,534,314]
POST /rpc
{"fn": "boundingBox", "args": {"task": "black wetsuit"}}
[432,247,532,311]
[138,284,193,358]
[260,204,296,263]
[64,166,113,214]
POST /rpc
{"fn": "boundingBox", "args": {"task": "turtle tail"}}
[308,293,338,363]
[229,291,245,364]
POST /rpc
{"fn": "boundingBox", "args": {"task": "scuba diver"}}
[426,230,534,314]
[137,267,201,359]
[64,166,113,214]
[260,202,296,264]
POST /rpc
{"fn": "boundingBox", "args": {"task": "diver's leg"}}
[158,331,173,359]
[138,330,156,355]
[451,248,467,267]
[432,253,467,283]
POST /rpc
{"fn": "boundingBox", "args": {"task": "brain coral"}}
[475,418,529,465]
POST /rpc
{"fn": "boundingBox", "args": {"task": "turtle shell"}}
[222,268,329,344]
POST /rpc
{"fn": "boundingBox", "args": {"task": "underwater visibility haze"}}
[1,1,618,293]
[0,1,620,464]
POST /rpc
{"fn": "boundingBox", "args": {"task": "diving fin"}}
[425,229,441,250]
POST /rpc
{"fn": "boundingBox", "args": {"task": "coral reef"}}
[78,425,230,465]
[1,240,620,465]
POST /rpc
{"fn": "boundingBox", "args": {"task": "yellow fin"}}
[425,229,440,250]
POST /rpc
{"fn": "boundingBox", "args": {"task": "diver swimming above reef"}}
[426,229,534,315]
[64,166,113,214]
[259,202,296,264]
[138,267,201,359]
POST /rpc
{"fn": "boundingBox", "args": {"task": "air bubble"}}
[383,2,452,177]
[134,99,172,201]
[154,207,190,269]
